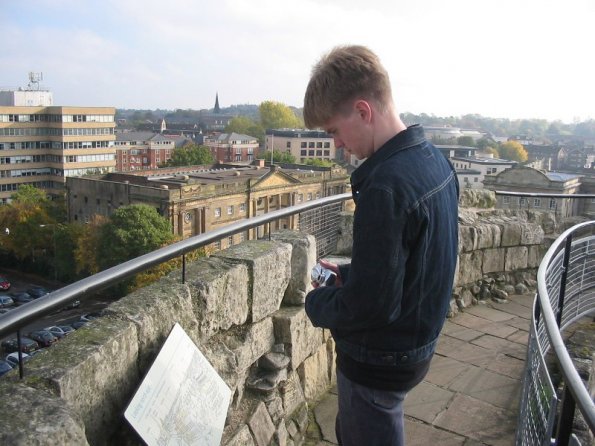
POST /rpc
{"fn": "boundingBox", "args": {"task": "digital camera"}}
[310,263,337,287]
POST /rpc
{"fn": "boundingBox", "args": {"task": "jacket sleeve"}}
[305,186,407,331]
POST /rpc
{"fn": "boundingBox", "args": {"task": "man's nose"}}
[333,136,344,149]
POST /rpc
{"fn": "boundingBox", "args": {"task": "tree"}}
[225,116,264,142]
[498,141,528,162]
[304,158,333,167]
[259,101,302,130]
[73,215,108,276]
[257,150,296,164]
[96,204,174,272]
[162,142,214,167]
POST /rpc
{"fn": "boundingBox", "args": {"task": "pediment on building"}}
[495,166,549,186]
[251,170,301,190]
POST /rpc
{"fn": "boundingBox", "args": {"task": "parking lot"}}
[0,268,113,365]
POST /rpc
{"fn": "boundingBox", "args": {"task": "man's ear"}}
[354,100,373,123]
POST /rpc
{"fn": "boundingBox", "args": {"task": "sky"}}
[1,0,593,123]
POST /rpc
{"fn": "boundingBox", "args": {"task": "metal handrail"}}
[536,221,595,434]
[0,193,352,339]
[496,191,595,199]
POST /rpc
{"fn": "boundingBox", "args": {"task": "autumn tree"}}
[259,101,302,130]
[498,141,528,162]
[162,142,214,167]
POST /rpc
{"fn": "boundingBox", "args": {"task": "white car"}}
[5,352,30,367]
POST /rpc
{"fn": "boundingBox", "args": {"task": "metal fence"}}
[516,221,595,446]
[0,193,352,377]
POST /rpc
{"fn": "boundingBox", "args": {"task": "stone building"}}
[66,161,350,246]
[0,104,116,203]
[483,165,583,217]
[451,156,516,189]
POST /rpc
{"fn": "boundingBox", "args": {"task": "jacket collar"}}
[351,124,427,188]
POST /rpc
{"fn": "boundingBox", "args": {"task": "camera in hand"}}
[311,263,337,287]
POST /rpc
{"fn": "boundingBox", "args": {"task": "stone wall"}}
[0,230,330,446]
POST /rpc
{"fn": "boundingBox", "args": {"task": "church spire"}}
[214,92,221,114]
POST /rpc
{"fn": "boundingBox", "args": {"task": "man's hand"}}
[311,259,343,288]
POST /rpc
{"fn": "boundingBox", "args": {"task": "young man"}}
[303,45,459,445]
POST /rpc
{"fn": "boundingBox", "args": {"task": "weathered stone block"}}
[476,223,500,249]
[109,276,197,371]
[273,307,324,369]
[501,222,522,246]
[482,248,506,274]
[270,230,316,306]
[214,240,292,323]
[184,257,250,339]
[458,225,476,252]
[457,251,483,285]
[527,245,544,268]
[8,316,139,446]
[505,246,528,271]
[298,342,330,401]
[521,224,545,245]
[336,211,354,256]
[0,382,88,445]
[248,401,275,446]
[280,371,306,417]
[202,317,275,391]
[225,424,255,446]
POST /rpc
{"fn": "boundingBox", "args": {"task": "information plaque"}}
[125,323,231,446]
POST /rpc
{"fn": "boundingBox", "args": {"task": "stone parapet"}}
[0,232,324,446]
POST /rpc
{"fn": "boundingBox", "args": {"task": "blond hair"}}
[303,45,393,129]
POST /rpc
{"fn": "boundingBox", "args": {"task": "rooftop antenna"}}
[28,72,43,90]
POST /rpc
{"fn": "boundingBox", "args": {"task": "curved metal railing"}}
[516,220,595,446]
[0,193,352,375]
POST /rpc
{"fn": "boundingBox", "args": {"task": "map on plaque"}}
[125,323,232,446]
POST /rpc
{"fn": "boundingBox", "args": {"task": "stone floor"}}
[305,293,535,446]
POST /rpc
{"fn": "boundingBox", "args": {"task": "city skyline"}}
[2,0,593,124]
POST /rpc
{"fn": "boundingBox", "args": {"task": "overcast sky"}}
[2,0,593,123]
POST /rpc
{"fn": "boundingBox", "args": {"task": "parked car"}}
[80,311,104,322]
[1,336,39,353]
[0,295,14,308]
[71,320,88,330]
[8,292,34,306]
[0,276,11,291]
[5,352,30,367]
[26,286,50,299]
[27,330,58,348]
[44,325,74,339]
[0,308,11,315]
[0,359,13,376]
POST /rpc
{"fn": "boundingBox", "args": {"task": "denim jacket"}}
[305,125,459,370]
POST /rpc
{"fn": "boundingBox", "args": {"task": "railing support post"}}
[182,254,186,284]
[556,234,573,327]
[16,329,24,379]
[555,386,576,446]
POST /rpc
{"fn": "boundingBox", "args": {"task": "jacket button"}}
[383,355,394,363]
[401,355,408,362]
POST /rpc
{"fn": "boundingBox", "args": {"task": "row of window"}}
[63,167,114,177]
[502,196,557,209]
[0,154,60,164]
[0,180,57,192]
[0,114,114,123]
[300,150,331,157]
[0,127,114,137]
[299,141,331,149]
[64,154,115,163]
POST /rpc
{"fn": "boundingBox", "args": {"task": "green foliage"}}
[257,151,296,163]
[304,158,333,167]
[11,185,49,205]
[225,116,264,142]
[259,101,302,130]
[499,141,528,162]
[96,204,174,271]
[162,142,214,167]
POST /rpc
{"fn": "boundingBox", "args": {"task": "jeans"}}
[336,369,407,446]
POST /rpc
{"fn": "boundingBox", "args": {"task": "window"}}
[533,198,541,207]
[324,142,330,148]
[474,177,478,182]
[228,236,234,247]
[214,207,221,217]
[519,198,526,206]
[307,193,312,201]
[503,196,510,205]
[297,194,303,203]
[309,142,315,148]
[286,141,291,148]
[227,205,234,215]
[301,142,307,148]
[301,150,307,156]
[316,142,322,148]
[239,203,246,213]
[549,199,556,209]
